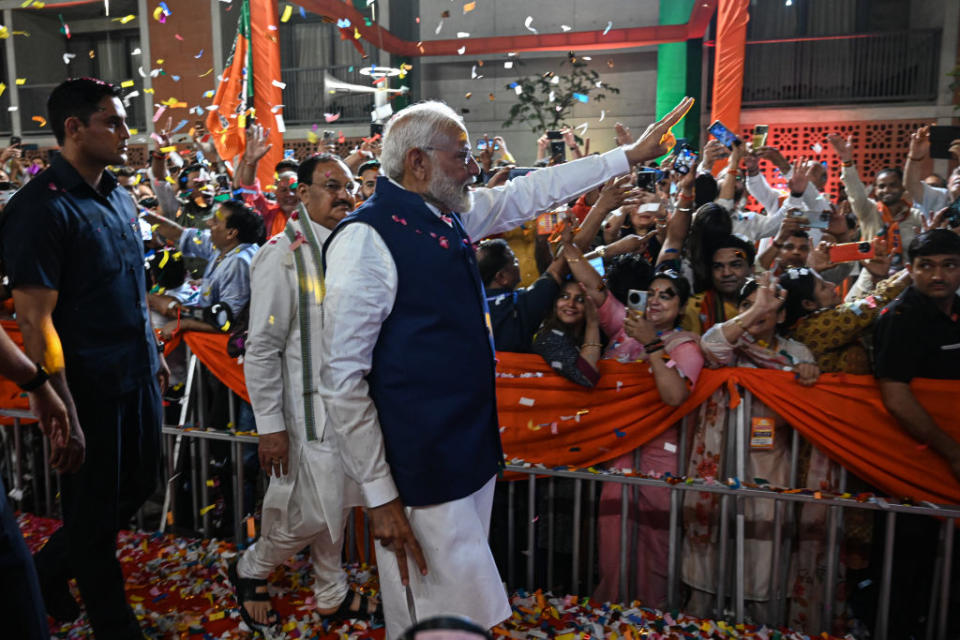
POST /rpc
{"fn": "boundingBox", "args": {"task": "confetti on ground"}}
[18,513,847,640]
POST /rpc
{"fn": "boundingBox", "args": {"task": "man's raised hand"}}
[624,96,696,166]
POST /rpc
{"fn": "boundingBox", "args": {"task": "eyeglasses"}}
[423,145,476,167]
[314,179,357,196]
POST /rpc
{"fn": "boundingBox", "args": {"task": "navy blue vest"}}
[324,177,503,507]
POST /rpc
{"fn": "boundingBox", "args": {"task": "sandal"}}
[323,589,383,624]
[227,560,279,635]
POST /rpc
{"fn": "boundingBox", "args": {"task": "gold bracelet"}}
[581,342,603,349]
[567,257,581,263]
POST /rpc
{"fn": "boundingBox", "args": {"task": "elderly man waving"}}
[320,97,695,638]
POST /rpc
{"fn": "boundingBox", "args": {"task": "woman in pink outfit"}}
[590,268,703,607]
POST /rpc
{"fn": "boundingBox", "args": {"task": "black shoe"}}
[36,570,80,623]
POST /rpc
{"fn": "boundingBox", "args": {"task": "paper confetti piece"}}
[561,24,571,31]
[599,109,605,121]
[602,20,613,35]
[159,145,177,153]
[246,516,256,538]
[336,17,350,28]
[275,113,285,133]
[518,397,535,407]
[62,52,75,64]
[272,79,286,89]
[0,83,6,98]
[524,16,537,33]
[199,504,215,516]
[323,112,340,123]
[573,92,588,103]
[457,31,469,38]
[464,92,472,99]
[457,45,466,55]
[120,79,135,88]
[280,4,293,22]
[463,1,475,13]
[664,442,677,453]
[32,115,45,127]
[504,61,513,69]
[14,78,25,85]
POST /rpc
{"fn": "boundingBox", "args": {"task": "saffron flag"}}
[206,0,283,187]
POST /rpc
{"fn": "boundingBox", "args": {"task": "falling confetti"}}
[602,20,613,35]
[503,61,513,69]
[524,16,537,34]
[560,24,571,31]
[464,92,472,99]
[457,45,466,55]
[323,112,340,123]
[456,31,469,38]
[32,115,46,127]
[280,4,293,22]
[463,1,475,13]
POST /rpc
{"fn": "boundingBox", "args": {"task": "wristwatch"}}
[18,363,49,392]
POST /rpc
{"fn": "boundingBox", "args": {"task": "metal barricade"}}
[8,355,960,640]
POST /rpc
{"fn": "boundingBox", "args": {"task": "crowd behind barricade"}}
[0,77,958,640]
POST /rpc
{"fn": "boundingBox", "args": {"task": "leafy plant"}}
[502,54,620,134]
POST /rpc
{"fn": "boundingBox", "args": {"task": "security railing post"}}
[875,510,896,640]
[768,498,783,622]
[572,478,582,595]
[619,483,628,604]
[735,389,747,621]
[667,485,680,609]
[716,493,730,617]
[507,480,515,588]
[822,467,846,634]
[12,417,22,505]
[937,517,954,640]
[235,438,245,544]
[189,438,200,532]
[526,474,535,591]
[160,350,196,533]
[586,479,596,595]
[547,478,555,590]
[200,439,210,536]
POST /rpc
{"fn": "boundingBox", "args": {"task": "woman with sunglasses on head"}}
[560,252,704,607]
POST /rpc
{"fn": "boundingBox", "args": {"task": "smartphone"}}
[588,255,605,277]
[708,120,738,149]
[627,289,648,313]
[507,167,536,181]
[636,168,660,193]
[673,146,698,176]
[928,126,960,159]
[751,124,768,150]
[829,241,875,263]
[322,129,336,143]
[946,198,960,228]
[370,122,384,138]
[807,209,832,230]
[546,130,565,163]
[9,136,20,147]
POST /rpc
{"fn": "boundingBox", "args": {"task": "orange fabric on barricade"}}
[732,369,960,505]
[154,333,960,505]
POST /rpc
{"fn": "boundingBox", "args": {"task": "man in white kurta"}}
[319,98,695,639]
[238,154,366,623]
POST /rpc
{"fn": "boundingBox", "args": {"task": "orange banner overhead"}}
[155,333,960,506]
[248,0,284,189]
[710,0,750,137]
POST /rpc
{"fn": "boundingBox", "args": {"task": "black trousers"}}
[34,378,161,640]
[0,475,48,639]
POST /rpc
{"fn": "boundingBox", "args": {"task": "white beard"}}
[427,170,474,212]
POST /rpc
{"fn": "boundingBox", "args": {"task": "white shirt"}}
[320,149,632,508]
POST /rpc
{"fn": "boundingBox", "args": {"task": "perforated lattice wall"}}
[740,119,931,210]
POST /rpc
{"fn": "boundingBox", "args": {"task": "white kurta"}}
[244,214,362,543]
[320,148,632,638]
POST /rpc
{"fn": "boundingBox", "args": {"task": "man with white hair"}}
[320,97,694,638]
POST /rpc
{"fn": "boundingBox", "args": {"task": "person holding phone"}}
[591,268,703,607]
